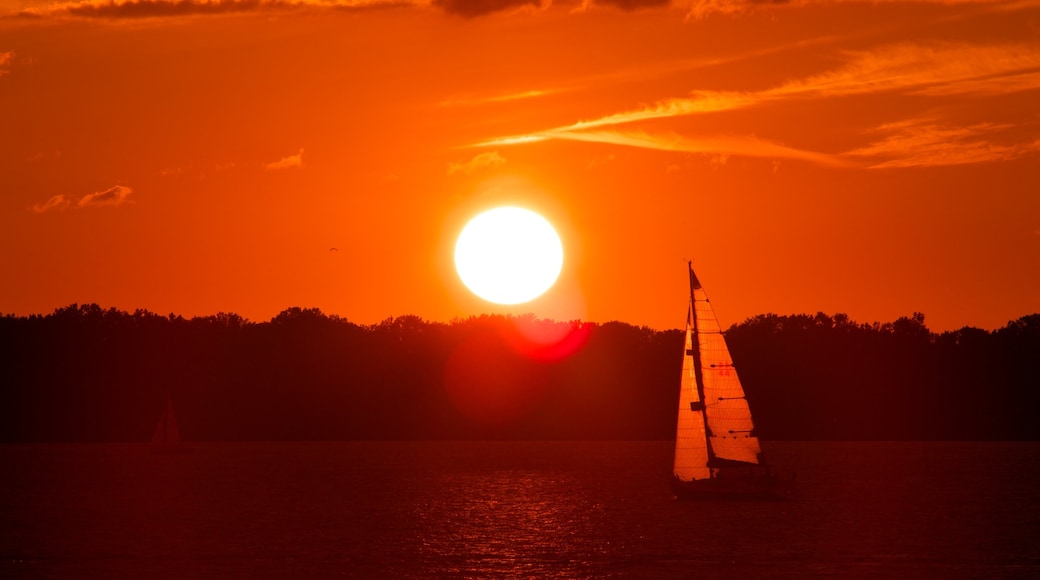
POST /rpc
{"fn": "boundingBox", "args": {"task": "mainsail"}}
[673,264,761,482]
[151,397,182,450]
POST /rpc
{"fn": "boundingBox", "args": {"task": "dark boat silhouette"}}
[151,396,191,454]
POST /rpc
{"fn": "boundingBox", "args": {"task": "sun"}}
[455,207,564,305]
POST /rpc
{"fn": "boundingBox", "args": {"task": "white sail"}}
[673,264,761,483]
[693,283,761,465]
[673,306,711,481]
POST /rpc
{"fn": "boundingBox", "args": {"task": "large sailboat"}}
[672,262,796,500]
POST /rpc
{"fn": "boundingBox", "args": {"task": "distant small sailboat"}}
[151,396,190,453]
[672,262,796,500]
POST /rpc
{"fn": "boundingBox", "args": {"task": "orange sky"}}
[2,0,1038,332]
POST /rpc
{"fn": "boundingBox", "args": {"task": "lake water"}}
[2,441,1038,578]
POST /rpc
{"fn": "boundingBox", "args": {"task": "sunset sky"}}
[2,0,1038,332]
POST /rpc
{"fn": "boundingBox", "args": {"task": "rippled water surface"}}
[3,441,1038,578]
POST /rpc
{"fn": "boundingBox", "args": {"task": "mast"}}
[152,397,181,448]
[688,261,719,469]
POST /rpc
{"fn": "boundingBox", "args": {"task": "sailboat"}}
[151,396,190,453]
[672,262,796,500]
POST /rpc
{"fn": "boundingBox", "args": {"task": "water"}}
[2,441,1038,578]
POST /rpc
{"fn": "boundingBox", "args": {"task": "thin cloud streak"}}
[538,129,855,167]
[440,89,559,107]
[569,91,758,131]
[473,90,757,146]
[473,135,548,147]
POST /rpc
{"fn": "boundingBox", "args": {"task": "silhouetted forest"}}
[1,305,1037,442]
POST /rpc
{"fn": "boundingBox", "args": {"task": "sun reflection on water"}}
[411,470,608,578]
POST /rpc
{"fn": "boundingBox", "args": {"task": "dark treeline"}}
[1,305,1037,442]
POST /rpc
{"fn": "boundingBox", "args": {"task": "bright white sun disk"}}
[455,207,563,305]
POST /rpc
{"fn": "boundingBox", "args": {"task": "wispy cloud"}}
[558,42,1040,131]
[846,118,1040,168]
[555,91,758,135]
[911,70,1040,97]
[31,185,133,213]
[471,93,761,148]
[678,0,1038,19]
[550,0,672,12]
[9,0,428,19]
[79,184,133,207]
[31,194,71,213]
[474,41,1040,167]
[592,0,670,10]
[10,0,1038,19]
[447,150,506,175]
[0,51,13,77]
[545,129,855,167]
[440,89,559,107]
[781,42,1040,99]
[475,135,548,147]
[469,91,834,164]
[444,35,841,117]
[432,0,541,17]
[265,149,304,170]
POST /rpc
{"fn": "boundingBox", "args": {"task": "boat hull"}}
[672,466,798,501]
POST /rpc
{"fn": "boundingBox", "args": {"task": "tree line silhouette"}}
[1,304,1036,442]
